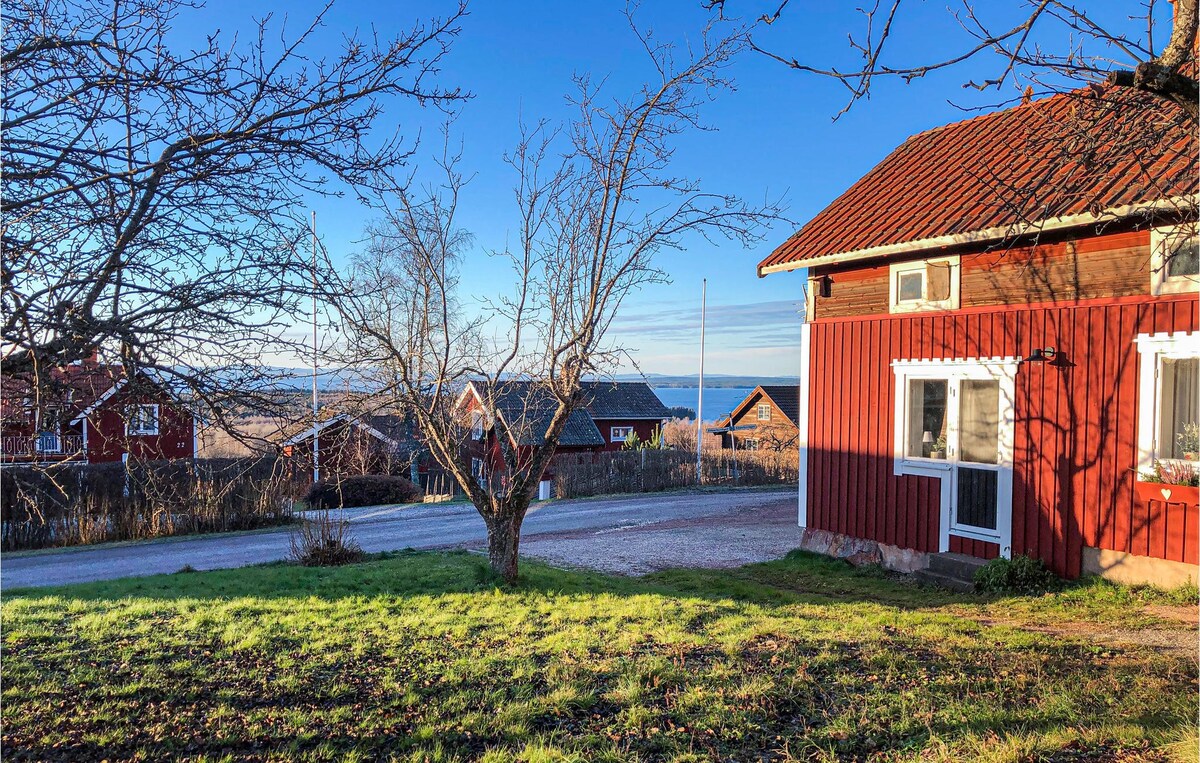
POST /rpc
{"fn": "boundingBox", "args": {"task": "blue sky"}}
[189,0,1156,376]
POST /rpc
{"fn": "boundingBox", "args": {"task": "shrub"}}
[974,554,1063,595]
[1,458,301,551]
[290,511,363,566]
[304,475,422,509]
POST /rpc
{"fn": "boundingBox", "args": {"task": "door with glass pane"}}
[950,378,1002,540]
[902,371,1008,546]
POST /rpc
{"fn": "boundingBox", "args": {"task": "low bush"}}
[290,510,364,566]
[974,554,1064,595]
[304,475,423,509]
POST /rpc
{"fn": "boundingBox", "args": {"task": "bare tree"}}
[331,22,784,582]
[710,0,1197,121]
[1,0,466,435]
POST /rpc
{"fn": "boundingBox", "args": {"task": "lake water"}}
[652,387,753,422]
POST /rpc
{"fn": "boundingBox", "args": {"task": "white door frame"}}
[892,357,1018,557]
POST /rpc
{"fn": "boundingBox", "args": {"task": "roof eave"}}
[758,195,1199,277]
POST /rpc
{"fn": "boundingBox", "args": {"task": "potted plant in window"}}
[930,434,947,460]
[1136,460,1200,506]
[1177,422,1199,461]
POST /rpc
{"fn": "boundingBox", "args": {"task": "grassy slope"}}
[2,551,1196,762]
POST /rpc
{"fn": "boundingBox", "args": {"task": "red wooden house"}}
[760,86,1198,586]
[1,357,196,465]
[716,386,800,452]
[282,412,419,481]
[458,380,670,490]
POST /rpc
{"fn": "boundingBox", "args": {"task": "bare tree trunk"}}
[485,510,524,583]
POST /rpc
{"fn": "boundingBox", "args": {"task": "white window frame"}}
[471,410,485,440]
[892,357,1018,555]
[756,403,772,421]
[126,404,160,436]
[610,426,634,443]
[1134,331,1200,478]
[888,256,960,314]
[1150,224,1200,296]
[471,457,486,486]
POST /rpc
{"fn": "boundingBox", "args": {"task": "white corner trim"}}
[759,194,1199,276]
[1134,331,1200,477]
[797,323,812,528]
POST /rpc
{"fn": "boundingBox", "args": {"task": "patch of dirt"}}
[974,616,1198,656]
[1145,604,1199,626]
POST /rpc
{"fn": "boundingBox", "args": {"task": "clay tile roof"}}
[758,85,1197,275]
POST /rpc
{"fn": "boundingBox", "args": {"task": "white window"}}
[743,438,760,451]
[610,426,634,443]
[893,357,1017,555]
[888,257,960,313]
[756,403,772,421]
[471,457,486,486]
[1135,332,1200,477]
[1151,224,1200,296]
[471,410,485,440]
[127,404,159,435]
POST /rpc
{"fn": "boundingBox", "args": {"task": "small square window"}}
[897,271,924,302]
[756,404,771,421]
[611,426,634,443]
[1151,225,1200,295]
[127,404,159,436]
[1166,234,1199,279]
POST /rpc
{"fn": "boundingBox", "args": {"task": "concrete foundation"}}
[797,527,928,573]
[1082,547,1199,588]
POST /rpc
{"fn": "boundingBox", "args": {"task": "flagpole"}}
[311,211,320,486]
[695,278,706,485]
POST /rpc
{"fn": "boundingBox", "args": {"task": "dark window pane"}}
[1166,235,1199,278]
[956,467,997,530]
[897,271,924,301]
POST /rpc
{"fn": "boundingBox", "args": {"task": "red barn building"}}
[1,358,196,465]
[761,87,1198,586]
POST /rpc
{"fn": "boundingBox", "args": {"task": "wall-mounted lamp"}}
[817,274,833,299]
[1022,346,1057,363]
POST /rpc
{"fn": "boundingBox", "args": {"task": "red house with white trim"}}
[761,86,1198,586]
[458,380,670,489]
[1,358,195,465]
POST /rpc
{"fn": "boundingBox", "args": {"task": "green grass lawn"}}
[3,551,1196,762]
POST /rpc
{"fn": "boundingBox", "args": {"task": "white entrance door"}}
[893,358,1017,556]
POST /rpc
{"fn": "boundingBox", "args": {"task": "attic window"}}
[756,404,772,421]
[889,257,960,314]
[1151,224,1199,296]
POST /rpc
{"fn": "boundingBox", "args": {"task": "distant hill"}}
[617,373,799,389]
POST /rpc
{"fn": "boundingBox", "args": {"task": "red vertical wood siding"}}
[806,294,1198,577]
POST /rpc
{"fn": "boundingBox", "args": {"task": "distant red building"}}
[1,357,195,465]
[282,412,419,481]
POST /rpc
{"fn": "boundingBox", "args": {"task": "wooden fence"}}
[551,448,797,499]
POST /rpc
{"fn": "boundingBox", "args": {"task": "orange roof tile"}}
[759,85,1197,275]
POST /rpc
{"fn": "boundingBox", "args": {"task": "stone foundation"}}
[797,527,928,573]
[1082,547,1199,588]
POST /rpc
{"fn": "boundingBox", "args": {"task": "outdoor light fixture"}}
[1022,346,1057,363]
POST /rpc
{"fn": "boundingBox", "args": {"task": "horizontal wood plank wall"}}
[812,230,1151,321]
[806,293,1198,578]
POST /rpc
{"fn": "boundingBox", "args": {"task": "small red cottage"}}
[458,379,670,489]
[1,356,196,465]
[282,412,418,480]
[761,86,1198,586]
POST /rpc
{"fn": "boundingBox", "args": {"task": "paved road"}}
[1,487,797,589]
